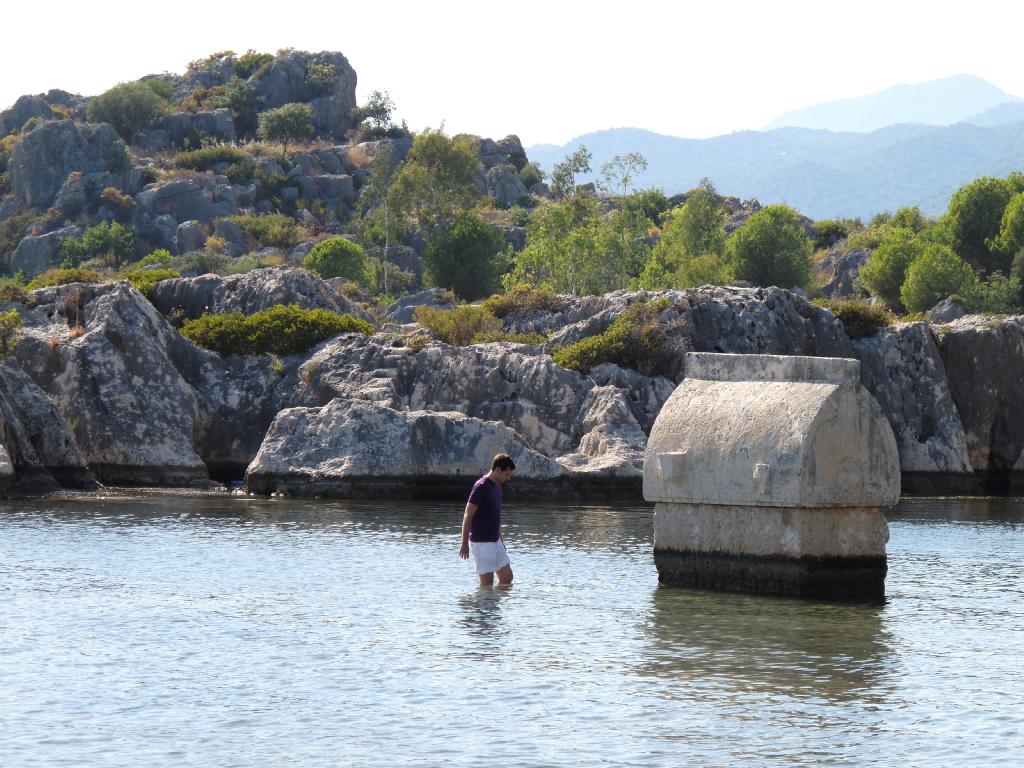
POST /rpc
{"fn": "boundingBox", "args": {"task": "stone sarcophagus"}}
[644,353,900,600]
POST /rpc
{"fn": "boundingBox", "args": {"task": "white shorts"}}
[470,540,510,575]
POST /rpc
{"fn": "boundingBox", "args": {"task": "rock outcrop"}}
[9,120,128,209]
[0,359,95,496]
[934,315,1024,486]
[249,51,358,140]
[245,399,568,497]
[853,322,974,491]
[151,267,372,322]
[10,226,81,279]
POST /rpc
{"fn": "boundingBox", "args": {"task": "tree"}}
[946,176,1015,273]
[257,102,314,158]
[726,205,812,288]
[900,244,977,313]
[352,90,395,134]
[423,212,505,300]
[600,152,648,196]
[990,191,1024,265]
[86,81,170,142]
[360,142,402,294]
[388,129,481,236]
[303,237,368,286]
[859,227,926,308]
[549,145,592,198]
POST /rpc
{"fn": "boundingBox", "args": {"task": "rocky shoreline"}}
[2,266,1022,501]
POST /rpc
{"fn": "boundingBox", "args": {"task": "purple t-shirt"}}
[468,475,502,542]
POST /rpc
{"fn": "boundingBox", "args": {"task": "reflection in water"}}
[638,585,894,705]
[457,588,509,639]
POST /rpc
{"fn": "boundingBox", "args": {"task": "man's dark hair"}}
[491,454,516,471]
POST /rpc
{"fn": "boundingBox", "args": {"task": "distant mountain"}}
[763,75,1020,133]
[526,122,1024,220]
[964,101,1024,128]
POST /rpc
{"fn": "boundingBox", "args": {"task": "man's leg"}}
[479,572,494,586]
[496,564,513,586]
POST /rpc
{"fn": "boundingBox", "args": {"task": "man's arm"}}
[459,502,478,559]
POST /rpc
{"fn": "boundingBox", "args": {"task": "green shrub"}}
[0,279,28,304]
[86,80,170,142]
[170,251,232,276]
[366,257,417,297]
[553,299,671,376]
[413,304,502,346]
[27,268,103,290]
[99,186,136,219]
[122,268,180,300]
[60,221,135,268]
[900,245,977,313]
[963,271,1022,314]
[0,308,23,357]
[234,50,274,79]
[859,228,925,308]
[181,304,373,356]
[519,163,543,189]
[304,237,368,284]
[812,219,851,250]
[423,212,505,300]
[173,145,247,171]
[136,249,173,268]
[814,297,894,339]
[483,284,562,318]
[224,161,256,184]
[223,214,298,249]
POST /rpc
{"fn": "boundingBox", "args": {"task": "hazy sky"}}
[4,0,1023,146]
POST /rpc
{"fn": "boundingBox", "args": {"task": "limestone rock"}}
[10,120,128,209]
[934,315,1024,477]
[0,360,94,488]
[314,174,355,204]
[14,282,211,485]
[385,288,455,323]
[245,398,568,496]
[852,322,973,476]
[151,267,372,322]
[10,226,82,279]
[927,297,967,323]
[175,220,206,254]
[139,109,236,150]
[0,95,54,138]
[815,244,869,298]
[486,164,528,208]
[135,177,237,223]
[249,51,358,140]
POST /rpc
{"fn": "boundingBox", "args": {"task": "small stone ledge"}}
[88,464,214,488]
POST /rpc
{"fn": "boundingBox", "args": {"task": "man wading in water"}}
[459,454,516,586]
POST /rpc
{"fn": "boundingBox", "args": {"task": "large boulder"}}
[135,177,237,223]
[0,359,95,496]
[14,282,212,485]
[934,315,1024,485]
[385,288,454,323]
[138,109,237,151]
[249,50,358,140]
[0,95,54,138]
[10,225,82,279]
[853,322,974,490]
[485,164,528,208]
[150,267,372,322]
[9,120,128,209]
[245,398,568,497]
